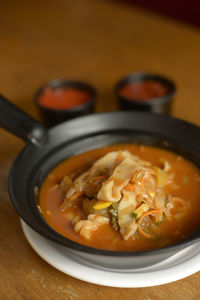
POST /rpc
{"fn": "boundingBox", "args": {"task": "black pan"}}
[1,94,200,270]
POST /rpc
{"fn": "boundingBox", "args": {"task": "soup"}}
[38,144,200,251]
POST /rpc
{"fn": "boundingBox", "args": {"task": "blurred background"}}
[118,0,200,27]
[0,0,200,123]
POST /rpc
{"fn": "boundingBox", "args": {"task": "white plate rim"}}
[21,220,200,288]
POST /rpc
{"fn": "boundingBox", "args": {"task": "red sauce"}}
[38,87,91,110]
[119,80,169,101]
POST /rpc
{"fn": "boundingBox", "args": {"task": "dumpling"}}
[97,158,139,202]
[74,150,137,191]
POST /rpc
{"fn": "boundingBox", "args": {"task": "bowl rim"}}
[115,72,176,106]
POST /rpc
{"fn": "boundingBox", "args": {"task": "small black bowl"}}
[35,79,97,127]
[115,72,176,114]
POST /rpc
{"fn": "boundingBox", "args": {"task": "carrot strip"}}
[124,183,134,191]
[69,191,83,201]
[59,191,84,212]
[138,209,161,239]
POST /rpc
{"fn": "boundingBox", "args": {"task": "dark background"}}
[118,0,200,27]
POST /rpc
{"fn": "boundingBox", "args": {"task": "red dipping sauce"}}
[119,80,169,101]
[38,87,91,110]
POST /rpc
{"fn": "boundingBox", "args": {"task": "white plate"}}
[21,220,200,288]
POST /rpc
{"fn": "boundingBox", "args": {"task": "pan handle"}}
[0,94,48,144]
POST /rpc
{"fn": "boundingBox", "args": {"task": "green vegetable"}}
[109,203,119,231]
[143,225,152,234]
[132,203,149,219]
[164,196,168,207]
[132,212,137,219]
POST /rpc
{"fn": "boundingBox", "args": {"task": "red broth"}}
[38,87,91,110]
[119,80,169,101]
[39,144,200,251]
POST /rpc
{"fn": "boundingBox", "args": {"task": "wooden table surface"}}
[0,0,200,299]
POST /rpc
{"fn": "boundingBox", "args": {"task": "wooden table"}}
[0,0,200,299]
